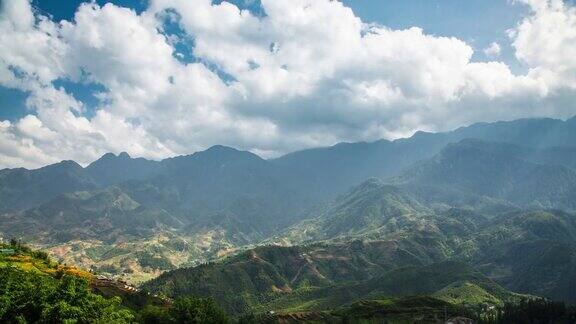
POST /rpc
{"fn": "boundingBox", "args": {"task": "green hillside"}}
[143,240,522,316]
[285,181,576,303]
[278,180,431,242]
[464,210,576,302]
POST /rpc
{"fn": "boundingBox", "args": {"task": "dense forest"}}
[0,241,228,324]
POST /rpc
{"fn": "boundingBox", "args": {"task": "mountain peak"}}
[118,151,131,159]
[40,160,83,172]
[85,151,158,187]
[194,145,263,162]
[96,151,131,161]
[411,130,433,138]
[98,152,117,160]
[351,178,409,198]
[89,152,134,169]
[204,145,239,154]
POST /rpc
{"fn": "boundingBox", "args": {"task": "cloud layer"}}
[0,0,575,168]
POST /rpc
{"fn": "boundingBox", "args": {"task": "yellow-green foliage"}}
[0,244,92,280]
[0,262,133,323]
[0,242,132,323]
[434,282,502,306]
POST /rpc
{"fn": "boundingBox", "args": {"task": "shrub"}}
[0,267,134,323]
[170,296,229,324]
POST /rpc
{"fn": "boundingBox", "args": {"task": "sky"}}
[0,0,575,169]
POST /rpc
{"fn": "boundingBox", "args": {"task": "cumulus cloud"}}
[513,0,576,89]
[0,0,575,168]
[0,0,63,88]
[484,42,501,57]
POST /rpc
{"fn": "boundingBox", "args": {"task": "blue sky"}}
[0,0,526,122]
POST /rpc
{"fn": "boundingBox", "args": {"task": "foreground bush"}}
[0,267,134,323]
[137,296,229,324]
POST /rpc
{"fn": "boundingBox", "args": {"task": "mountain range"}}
[2,116,576,319]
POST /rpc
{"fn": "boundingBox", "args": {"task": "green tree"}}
[138,304,172,324]
[170,296,229,324]
[0,267,133,323]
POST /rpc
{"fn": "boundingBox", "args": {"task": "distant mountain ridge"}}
[395,139,576,210]
[272,116,576,197]
[0,116,573,214]
[0,160,98,212]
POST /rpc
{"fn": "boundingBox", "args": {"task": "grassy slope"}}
[0,243,92,280]
[0,243,169,313]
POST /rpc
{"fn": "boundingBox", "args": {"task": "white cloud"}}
[484,42,501,57]
[513,0,576,89]
[0,0,575,169]
[0,0,64,88]
[16,115,58,142]
[59,3,177,109]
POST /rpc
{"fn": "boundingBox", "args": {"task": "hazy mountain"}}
[0,160,97,212]
[0,186,184,243]
[447,116,576,149]
[113,145,312,242]
[0,146,313,282]
[272,116,576,198]
[2,116,575,214]
[150,145,303,219]
[85,152,161,186]
[396,139,576,210]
